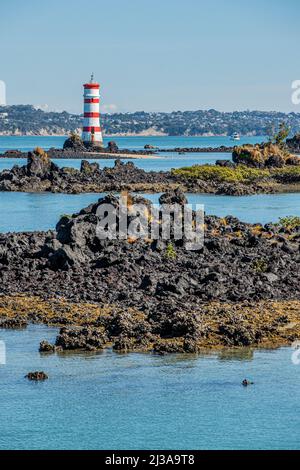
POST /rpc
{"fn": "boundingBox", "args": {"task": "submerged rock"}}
[242,379,254,386]
[144,144,156,150]
[39,341,56,353]
[25,371,48,381]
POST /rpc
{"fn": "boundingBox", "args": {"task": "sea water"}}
[0,135,267,153]
[0,191,300,233]
[0,325,299,450]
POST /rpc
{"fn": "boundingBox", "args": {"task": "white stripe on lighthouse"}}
[83,117,101,127]
[84,103,99,113]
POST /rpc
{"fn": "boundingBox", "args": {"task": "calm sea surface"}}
[0,325,299,450]
[0,135,267,152]
[0,136,299,450]
[1,192,300,233]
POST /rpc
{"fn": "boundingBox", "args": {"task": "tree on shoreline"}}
[271,122,290,146]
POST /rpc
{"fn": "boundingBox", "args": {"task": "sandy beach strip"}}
[80,152,163,160]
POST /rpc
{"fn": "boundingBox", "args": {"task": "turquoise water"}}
[0,191,300,233]
[0,135,267,152]
[0,325,299,450]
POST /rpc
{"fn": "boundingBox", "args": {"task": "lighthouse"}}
[82,74,103,146]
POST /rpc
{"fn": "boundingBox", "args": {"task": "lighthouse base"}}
[83,141,104,150]
[82,131,103,146]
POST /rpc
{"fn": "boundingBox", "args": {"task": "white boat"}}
[231,132,240,141]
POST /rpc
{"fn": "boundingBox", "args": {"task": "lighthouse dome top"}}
[84,74,100,89]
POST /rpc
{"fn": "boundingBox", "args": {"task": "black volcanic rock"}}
[39,341,56,353]
[25,371,48,381]
[80,160,100,174]
[216,159,235,168]
[55,326,106,351]
[1,150,295,196]
[286,156,300,165]
[159,188,187,205]
[286,134,300,152]
[3,150,23,158]
[107,141,119,152]
[27,149,57,177]
[2,193,300,352]
[0,317,27,329]
[63,135,86,151]
[265,154,285,168]
[1,193,300,308]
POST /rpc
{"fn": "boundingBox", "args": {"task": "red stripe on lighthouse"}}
[83,127,101,132]
[84,83,100,89]
[84,112,100,118]
[84,98,99,103]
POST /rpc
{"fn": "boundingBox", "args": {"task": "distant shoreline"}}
[0,132,260,138]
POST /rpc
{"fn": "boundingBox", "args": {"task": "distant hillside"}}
[0,105,81,136]
[1,105,300,137]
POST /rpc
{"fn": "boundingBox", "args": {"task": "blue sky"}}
[1,0,299,113]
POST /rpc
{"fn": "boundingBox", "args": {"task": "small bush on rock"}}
[165,243,177,259]
[252,258,268,273]
[277,216,300,230]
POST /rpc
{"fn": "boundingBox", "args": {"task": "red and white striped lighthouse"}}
[82,74,103,146]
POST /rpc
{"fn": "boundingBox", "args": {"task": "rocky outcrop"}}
[55,326,106,351]
[80,160,100,174]
[63,134,86,151]
[0,155,180,193]
[242,379,254,386]
[107,141,119,152]
[0,317,27,328]
[27,147,59,177]
[1,191,300,303]
[25,371,48,381]
[2,150,23,158]
[144,144,156,150]
[216,159,235,168]
[159,187,188,205]
[0,151,296,195]
[1,192,300,352]
[39,341,56,353]
[232,142,300,168]
[286,134,300,153]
